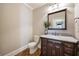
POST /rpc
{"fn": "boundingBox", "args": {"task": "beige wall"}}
[75,4,79,40]
[20,4,33,46]
[0,4,20,55]
[33,3,75,36]
[0,4,3,54]
[0,4,32,55]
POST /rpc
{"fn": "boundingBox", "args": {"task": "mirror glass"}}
[48,9,66,30]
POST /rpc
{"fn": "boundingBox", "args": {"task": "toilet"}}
[28,35,40,54]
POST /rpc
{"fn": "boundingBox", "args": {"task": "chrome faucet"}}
[55,31,57,36]
[54,31,60,36]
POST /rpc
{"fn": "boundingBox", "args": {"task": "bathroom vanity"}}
[41,8,79,56]
[40,35,78,56]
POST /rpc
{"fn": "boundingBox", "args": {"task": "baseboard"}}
[4,45,28,56]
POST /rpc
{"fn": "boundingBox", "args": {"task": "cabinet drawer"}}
[64,47,73,52]
[77,44,79,49]
[64,47,73,55]
[63,42,74,48]
[78,44,79,48]
[48,39,62,44]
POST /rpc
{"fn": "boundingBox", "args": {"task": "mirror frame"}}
[48,9,67,30]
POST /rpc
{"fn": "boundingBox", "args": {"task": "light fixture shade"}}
[48,3,58,10]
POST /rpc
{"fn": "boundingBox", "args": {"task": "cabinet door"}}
[47,42,56,56]
[55,44,63,56]
[51,43,56,56]
[47,40,63,56]
[41,38,47,56]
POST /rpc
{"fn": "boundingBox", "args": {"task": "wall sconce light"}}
[74,17,79,23]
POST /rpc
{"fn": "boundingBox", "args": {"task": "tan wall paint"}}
[0,4,32,55]
[33,3,75,36]
[0,4,21,55]
[75,4,79,40]
[0,4,3,54]
[20,4,33,46]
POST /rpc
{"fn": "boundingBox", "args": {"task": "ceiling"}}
[27,3,46,10]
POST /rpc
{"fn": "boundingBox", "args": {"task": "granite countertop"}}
[40,35,78,43]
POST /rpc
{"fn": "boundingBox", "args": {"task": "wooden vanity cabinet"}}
[41,37,77,56]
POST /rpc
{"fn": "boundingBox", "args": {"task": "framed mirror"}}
[48,9,67,30]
